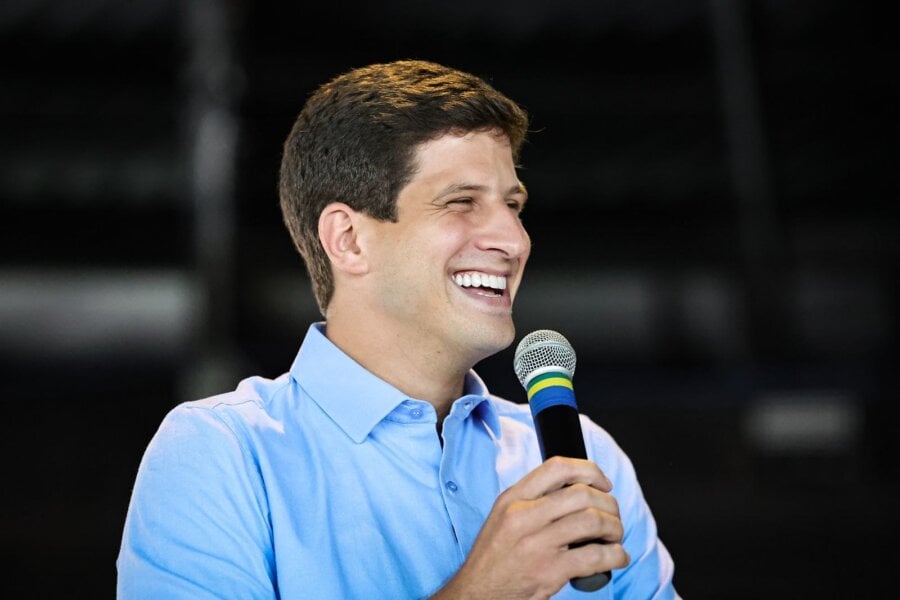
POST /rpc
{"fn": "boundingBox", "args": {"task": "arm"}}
[117,406,276,599]
[590,422,677,599]
[432,456,630,600]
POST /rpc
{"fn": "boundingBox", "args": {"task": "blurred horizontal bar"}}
[0,268,200,361]
[742,392,863,454]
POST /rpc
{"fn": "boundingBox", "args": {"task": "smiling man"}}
[117,60,677,599]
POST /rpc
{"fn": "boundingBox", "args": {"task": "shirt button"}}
[445,480,458,493]
[464,401,473,409]
[410,408,423,419]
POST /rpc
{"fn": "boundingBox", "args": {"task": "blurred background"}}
[1,0,897,596]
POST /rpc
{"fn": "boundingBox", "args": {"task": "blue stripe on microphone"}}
[528,385,578,416]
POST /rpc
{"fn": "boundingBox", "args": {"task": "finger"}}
[520,483,620,536]
[513,456,612,501]
[537,505,625,550]
[538,482,621,525]
[562,541,631,579]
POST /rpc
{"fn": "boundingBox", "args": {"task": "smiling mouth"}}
[453,271,508,298]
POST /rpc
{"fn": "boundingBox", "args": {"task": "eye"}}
[507,200,524,214]
[447,197,475,206]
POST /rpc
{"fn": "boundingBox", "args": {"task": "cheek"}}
[380,236,445,299]
[410,224,469,263]
[436,221,473,255]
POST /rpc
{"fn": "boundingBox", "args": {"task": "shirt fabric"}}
[117,323,677,599]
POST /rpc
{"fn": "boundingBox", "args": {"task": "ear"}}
[318,202,368,275]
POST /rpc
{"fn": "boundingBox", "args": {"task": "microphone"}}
[513,329,612,592]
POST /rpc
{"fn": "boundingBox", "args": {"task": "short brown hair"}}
[279,60,529,314]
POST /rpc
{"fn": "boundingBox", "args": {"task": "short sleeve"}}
[117,405,276,599]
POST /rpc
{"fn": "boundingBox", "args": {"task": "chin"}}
[464,320,516,361]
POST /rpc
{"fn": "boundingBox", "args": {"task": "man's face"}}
[364,130,531,364]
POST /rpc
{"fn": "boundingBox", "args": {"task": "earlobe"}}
[318,203,368,275]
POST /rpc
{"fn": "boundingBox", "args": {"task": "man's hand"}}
[433,456,630,600]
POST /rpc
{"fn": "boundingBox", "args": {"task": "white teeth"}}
[453,272,507,291]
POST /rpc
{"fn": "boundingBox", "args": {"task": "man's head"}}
[279,60,529,315]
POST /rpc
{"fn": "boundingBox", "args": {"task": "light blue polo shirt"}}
[117,323,676,598]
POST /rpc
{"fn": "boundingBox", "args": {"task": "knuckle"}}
[565,541,604,576]
[572,541,629,574]
[579,507,623,543]
[612,543,631,569]
[576,507,600,530]
[583,542,607,566]
[607,495,621,517]
[568,483,595,504]
[518,532,544,558]
[495,486,515,507]
[611,516,625,541]
[545,455,570,474]
[499,501,530,534]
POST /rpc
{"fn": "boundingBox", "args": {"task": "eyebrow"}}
[433,182,529,203]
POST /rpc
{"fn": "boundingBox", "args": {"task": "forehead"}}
[407,129,519,185]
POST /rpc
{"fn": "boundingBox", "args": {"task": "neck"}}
[324,304,472,419]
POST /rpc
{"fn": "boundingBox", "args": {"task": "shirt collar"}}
[290,323,501,443]
[460,370,502,438]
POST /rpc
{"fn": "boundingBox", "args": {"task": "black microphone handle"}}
[533,404,612,592]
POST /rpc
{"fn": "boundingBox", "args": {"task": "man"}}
[118,60,677,598]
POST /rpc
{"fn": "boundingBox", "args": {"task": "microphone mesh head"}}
[513,329,577,386]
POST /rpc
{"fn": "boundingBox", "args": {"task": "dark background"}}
[2,0,897,597]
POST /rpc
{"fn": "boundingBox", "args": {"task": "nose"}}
[475,201,531,259]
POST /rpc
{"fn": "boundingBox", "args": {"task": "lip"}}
[452,268,510,277]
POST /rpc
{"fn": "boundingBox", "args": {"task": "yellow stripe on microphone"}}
[526,376,574,400]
